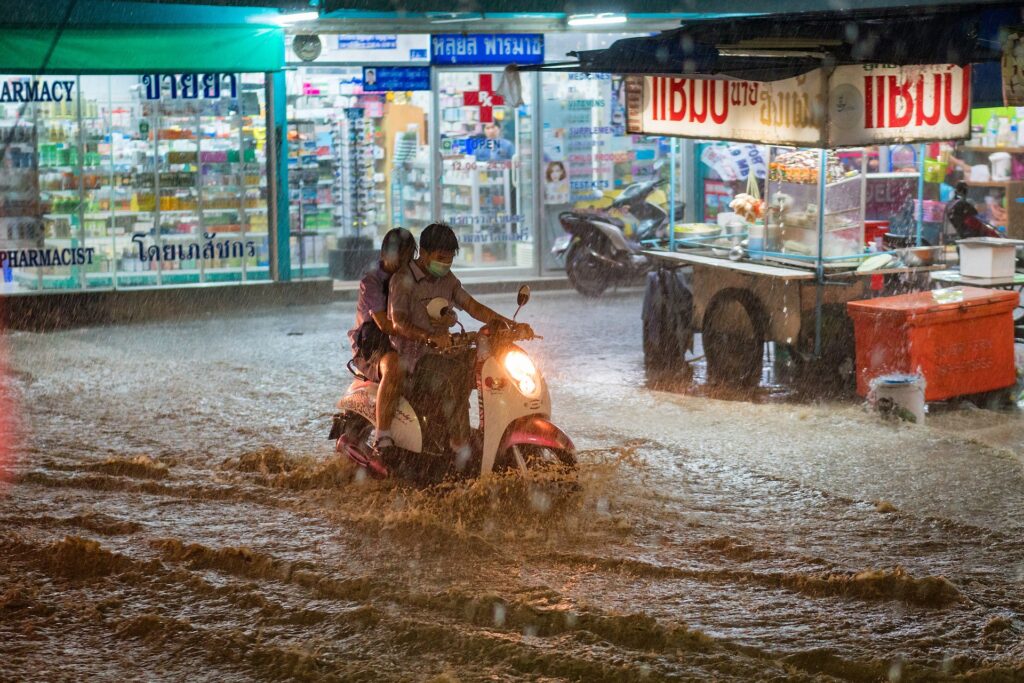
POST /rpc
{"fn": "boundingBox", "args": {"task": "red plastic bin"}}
[846,287,1018,401]
[863,220,889,246]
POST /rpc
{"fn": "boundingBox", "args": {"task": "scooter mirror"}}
[517,285,531,307]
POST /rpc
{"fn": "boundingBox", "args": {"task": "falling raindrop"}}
[529,487,551,513]
[596,497,610,514]
[493,602,506,627]
[888,656,904,682]
[523,624,538,638]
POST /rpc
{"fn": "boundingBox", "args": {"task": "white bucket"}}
[871,374,927,425]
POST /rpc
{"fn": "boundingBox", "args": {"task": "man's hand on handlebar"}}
[428,332,452,351]
[513,322,535,339]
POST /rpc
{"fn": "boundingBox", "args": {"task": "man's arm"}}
[453,285,509,326]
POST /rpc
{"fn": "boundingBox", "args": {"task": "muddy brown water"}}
[2,290,1023,681]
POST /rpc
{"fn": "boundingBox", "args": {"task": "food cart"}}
[627,64,973,389]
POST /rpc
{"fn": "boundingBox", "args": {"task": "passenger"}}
[346,227,417,452]
[387,222,525,460]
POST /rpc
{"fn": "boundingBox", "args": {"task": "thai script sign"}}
[431,34,544,65]
[626,64,970,147]
[140,74,238,101]
[338,35,397,50]
[0,79,74,103]
[131,233,258,262]
[362,67,431,92]
[828,64,970,146]
[626,70,826,146]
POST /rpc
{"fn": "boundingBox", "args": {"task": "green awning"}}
[0,26,284,74]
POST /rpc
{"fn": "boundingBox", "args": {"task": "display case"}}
[2,74,269,292]
[285,67,432,279]
[762,147,866,264]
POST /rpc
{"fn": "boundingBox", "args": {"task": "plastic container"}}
[923,158,948,183]
[912,200,945,222]
[957,237,1023,279]
[847,287,1018,400]
[989,151,1012,181]
[870,373,926,424]
[864,220,889,246]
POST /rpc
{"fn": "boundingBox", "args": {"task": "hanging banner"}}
[626,64,971,147]
[430,34,544,66]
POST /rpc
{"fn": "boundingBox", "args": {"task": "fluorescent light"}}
[567,12,627,27]
[274,11,319,25]
[428,12,484,23]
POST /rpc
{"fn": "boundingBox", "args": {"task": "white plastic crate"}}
[957,237,1022,279]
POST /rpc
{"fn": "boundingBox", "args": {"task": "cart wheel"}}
[702,289,766,388]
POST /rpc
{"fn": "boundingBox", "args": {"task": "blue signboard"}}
[362,67,431,92]
[431,34,544,65]
[338,35,397,50]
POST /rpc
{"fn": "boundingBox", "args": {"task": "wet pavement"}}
[2,288,1023,681]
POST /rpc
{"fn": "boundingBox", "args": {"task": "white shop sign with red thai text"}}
[625,64,970,147]
[827,64,970,146]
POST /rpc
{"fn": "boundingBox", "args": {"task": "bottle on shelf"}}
[984,112,999,148]
[996,117,1014,147]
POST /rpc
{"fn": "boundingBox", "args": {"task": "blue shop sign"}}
[431,34,544,65]
[362,67,431,92]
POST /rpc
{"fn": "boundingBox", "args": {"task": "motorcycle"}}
[552,171,685,297]
[943,181,1024,266]
[329,286,576,481]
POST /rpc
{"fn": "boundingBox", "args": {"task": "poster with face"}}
[544,161,570,204]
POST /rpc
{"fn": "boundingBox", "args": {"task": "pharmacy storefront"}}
[285,31,682,279]
[0,24,284,294]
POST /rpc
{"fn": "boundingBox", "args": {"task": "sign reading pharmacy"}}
[431,34,544,65]
[0,79,75,103]
[626,64,971,147]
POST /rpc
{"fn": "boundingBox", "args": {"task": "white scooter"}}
[329,286,576,480]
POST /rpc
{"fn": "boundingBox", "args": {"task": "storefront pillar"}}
[267,70,291,282]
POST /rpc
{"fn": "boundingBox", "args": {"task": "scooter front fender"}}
[497,416,575,461]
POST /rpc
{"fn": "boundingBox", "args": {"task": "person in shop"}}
[385,222,530,463]
[474,119,515,162]
[346,227,418,454]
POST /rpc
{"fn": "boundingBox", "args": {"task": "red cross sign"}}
[462,73,504,123]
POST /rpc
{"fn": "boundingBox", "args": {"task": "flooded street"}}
[2,288,1024,681]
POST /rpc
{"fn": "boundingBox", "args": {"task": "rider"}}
[384,222,527,462]
[346,227,417,451]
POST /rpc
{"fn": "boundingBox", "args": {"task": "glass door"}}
[435,68,536,274]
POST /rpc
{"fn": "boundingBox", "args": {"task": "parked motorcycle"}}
[329,286,576,481]
[552,173,685,297]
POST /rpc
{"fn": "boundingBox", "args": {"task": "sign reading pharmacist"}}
[625,64,970,147]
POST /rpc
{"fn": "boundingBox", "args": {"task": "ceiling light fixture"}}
[567,12,627,27]
[273,10,320,25]
[428,12,485,23]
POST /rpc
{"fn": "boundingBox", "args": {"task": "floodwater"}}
[1,289,1023,681]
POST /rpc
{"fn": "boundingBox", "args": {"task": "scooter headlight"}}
[503,349,539,397]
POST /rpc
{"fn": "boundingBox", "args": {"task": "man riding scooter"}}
[381,222,532,465]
